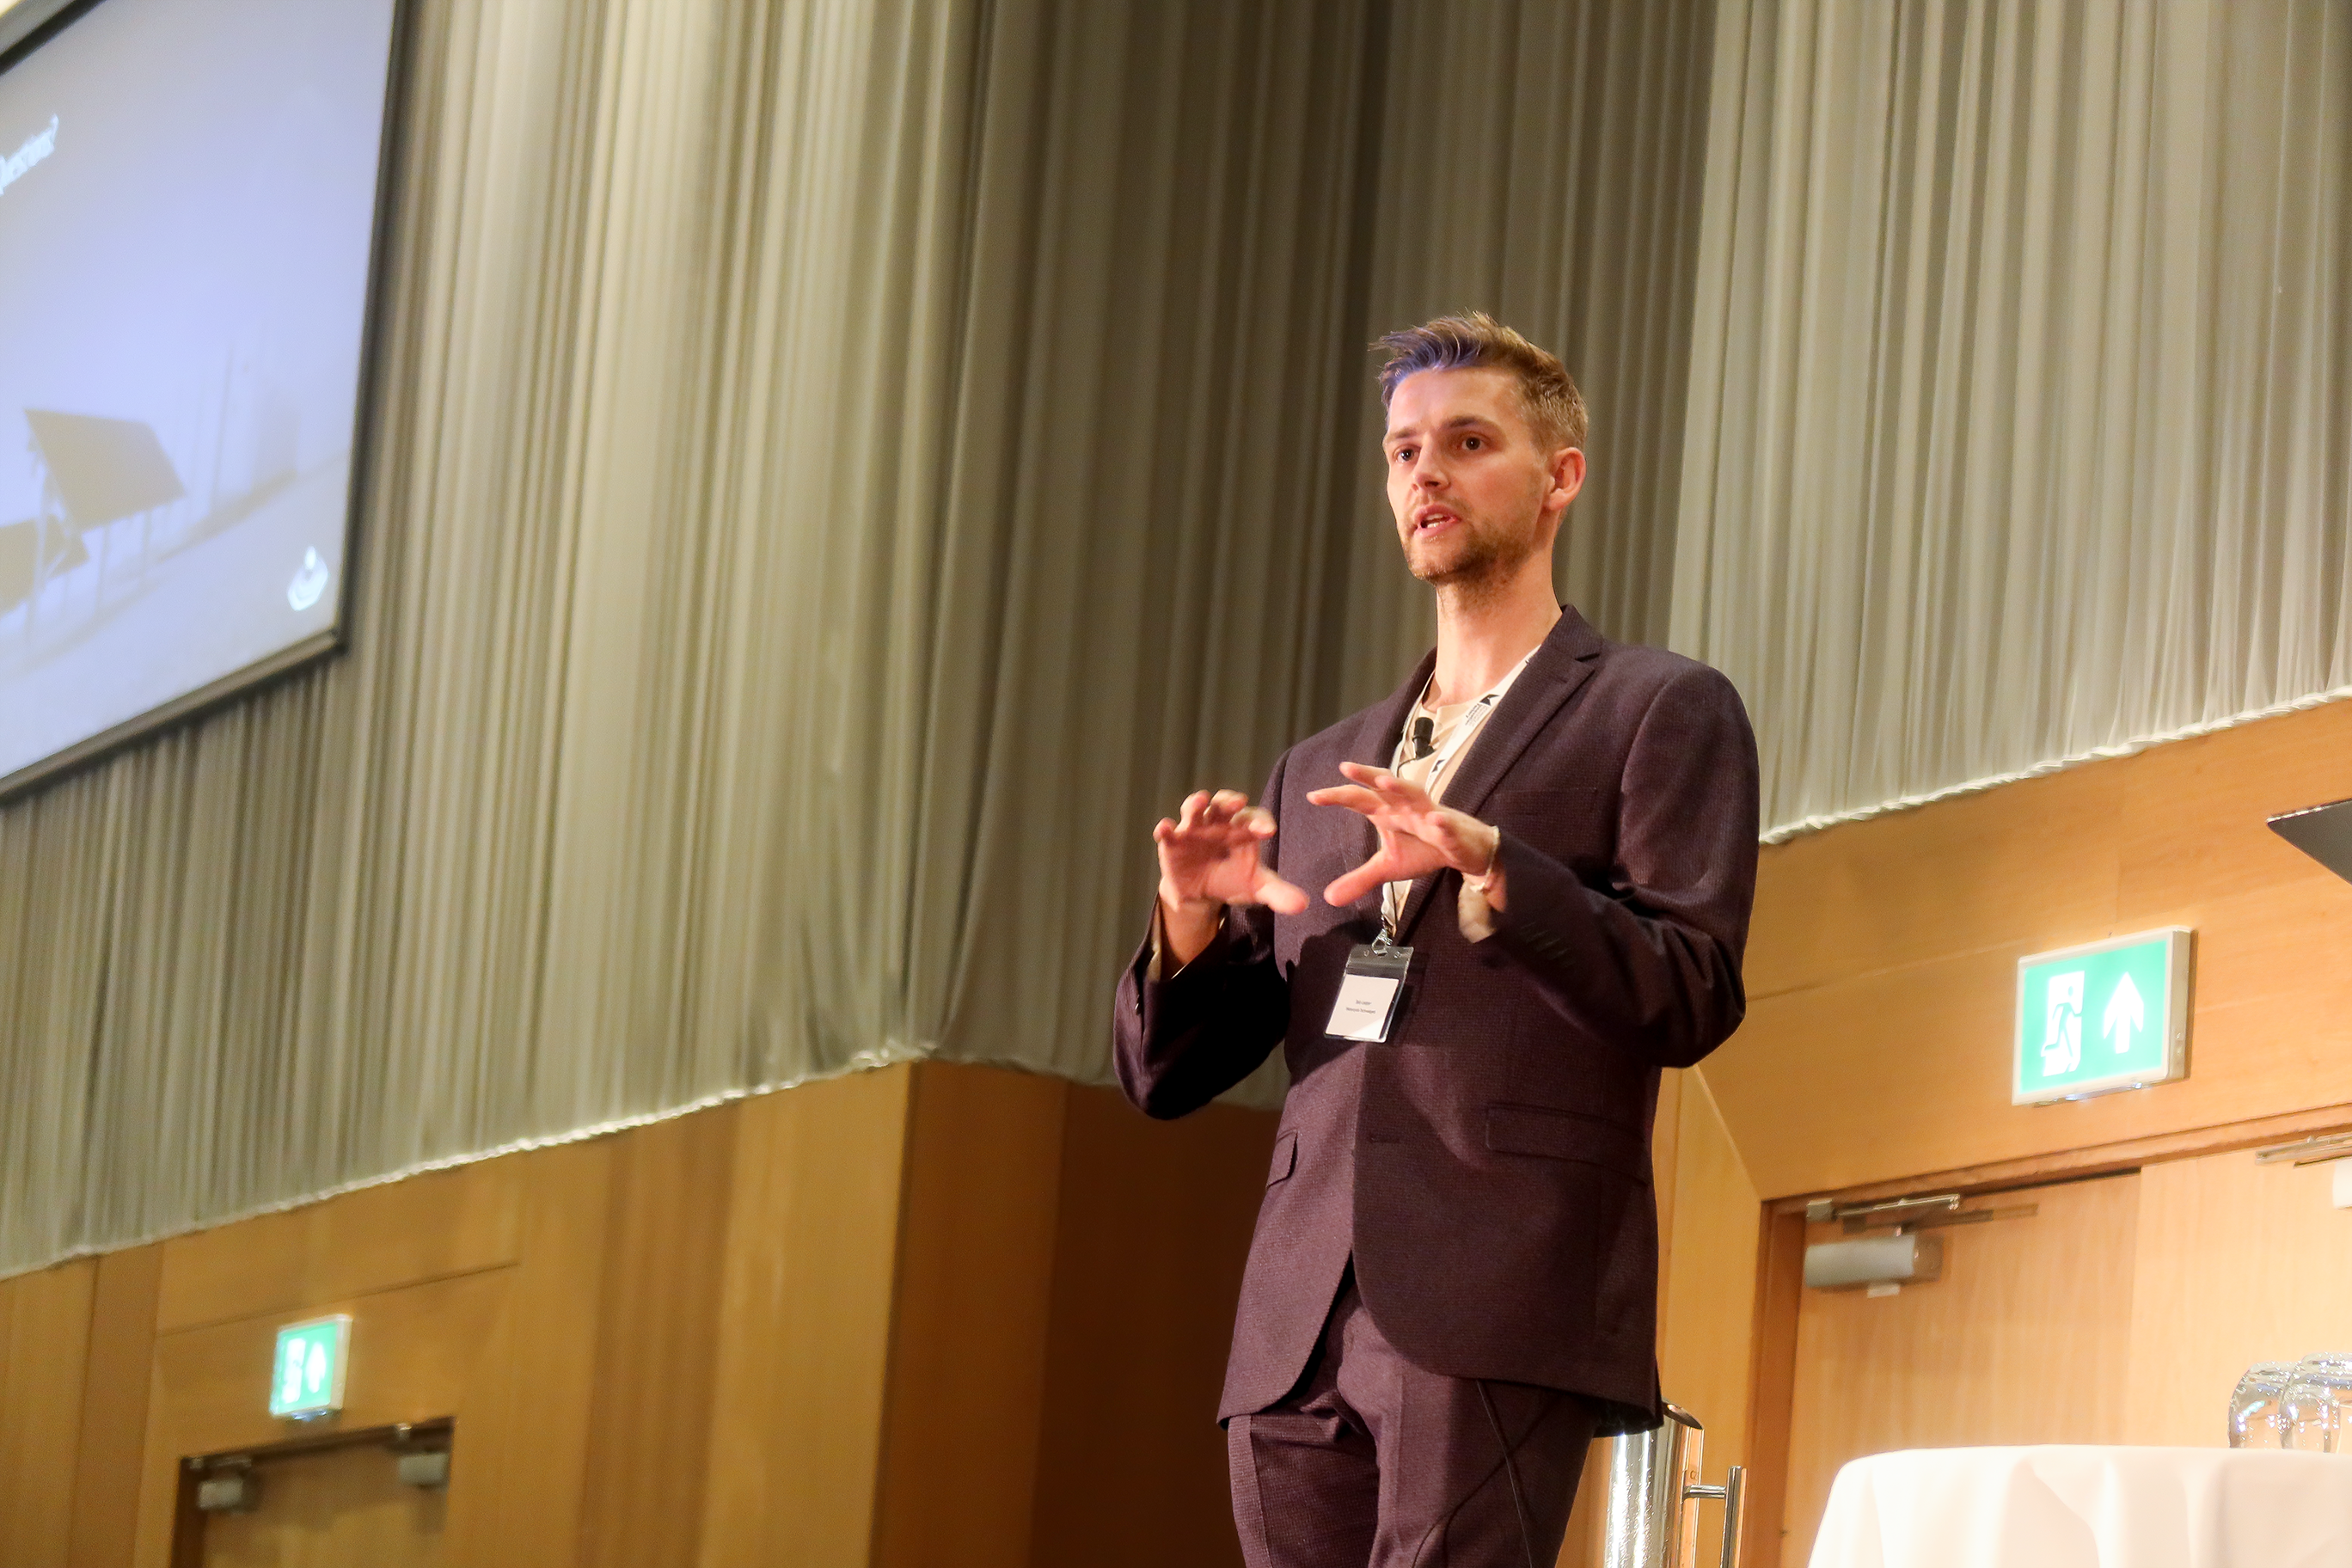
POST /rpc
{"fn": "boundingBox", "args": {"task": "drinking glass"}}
[2230,1363,2294,1448]
[2282,1372,2337,1452]
[2287,1354,2352,1453]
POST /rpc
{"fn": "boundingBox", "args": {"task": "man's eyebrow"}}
[1383,413,1498,444]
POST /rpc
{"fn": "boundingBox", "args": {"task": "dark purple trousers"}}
[1227,1269,1602,1568]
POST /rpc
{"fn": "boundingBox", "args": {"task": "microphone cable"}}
[1477,1380,1542,1568]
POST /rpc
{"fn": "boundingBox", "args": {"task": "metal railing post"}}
[1602,1404,1745,1568]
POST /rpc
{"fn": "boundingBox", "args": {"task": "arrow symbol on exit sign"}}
[2103,972,2145,1055]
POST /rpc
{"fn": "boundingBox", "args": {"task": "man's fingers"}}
[1364,770,1430,809]
[1252,869,1309,915]
[1323,861,1388,907]
[1172,789,1261,836]
[1336,761,1407,793]
[1333,762,1431,812]
[1323,832,1410,904]
[1306,785,1382,816]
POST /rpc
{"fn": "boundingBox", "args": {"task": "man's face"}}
[1381,366,1582,588]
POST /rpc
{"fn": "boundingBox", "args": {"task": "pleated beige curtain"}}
[1338,0,1719,707]
[0,0,1728,1277]
[0,0,1392,1275]
[1675,0,2352,841]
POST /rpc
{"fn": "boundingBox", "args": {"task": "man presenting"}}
[1114,314,1759,1566]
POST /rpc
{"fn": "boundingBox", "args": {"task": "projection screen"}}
[0,0,402,796]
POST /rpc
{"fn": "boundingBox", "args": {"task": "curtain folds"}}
[0,0,1394,1274]
[1338,0,1719,707]
[1675,0,2352,841]
[2,0,1724,1277]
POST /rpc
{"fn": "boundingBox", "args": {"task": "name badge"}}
[1326,942,1412,1042]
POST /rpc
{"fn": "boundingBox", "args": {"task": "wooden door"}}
[198,1441,445,1568]
[1779,1172,2141,1565]
[2126,1148,2352,1444]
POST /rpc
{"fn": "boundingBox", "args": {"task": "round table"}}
[1809,1446,2352,1568]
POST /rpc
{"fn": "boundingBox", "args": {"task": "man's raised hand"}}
[1153,790,1309,973]
[1307,762,1501,908]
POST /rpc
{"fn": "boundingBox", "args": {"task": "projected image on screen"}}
[0,0,397,789]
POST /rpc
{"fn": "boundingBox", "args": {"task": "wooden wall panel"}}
[1553,1459,1608,1568]
[0,1071,946,1568]
[1659,1072,1761,1481]
[1709,700,2352,1199]
[0,1260,96,1567]
[1556,1069,1766,1568]
[144,1266,506,1451]
[2125,1148,2352,1448]
[578,1110,739,1568]
[2113,709,2352,916]
[1556,1069,1706,1568]
[443,1136,614,1568]
[0,1055,1700,1568]
[699,1065,914,1568]
[69,1244,162,1568]
[1779,1173,2141,1565]
[151,1209,309,1338]
[1711,947,2021,1197]
[1026,1085,1276,1568]
[1559,1070,1764,1568]
[873,1063,1067,1568]
[1736,1210,1805,1568]
[156,1162,524,1336]
[1651,1070,1686,1297]
[1740,766,2127,1004]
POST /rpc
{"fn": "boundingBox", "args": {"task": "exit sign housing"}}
[270,1315,352,1419]
[2014,928,2192,1105]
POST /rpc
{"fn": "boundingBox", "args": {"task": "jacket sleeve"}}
[1112,755,1293,1119]
[1486,665,1760,1069]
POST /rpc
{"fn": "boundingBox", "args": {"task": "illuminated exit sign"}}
[269,1315,352,1419]
[2014,929,2192,1105]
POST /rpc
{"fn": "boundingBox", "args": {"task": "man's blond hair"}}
[1375,312,1587,452]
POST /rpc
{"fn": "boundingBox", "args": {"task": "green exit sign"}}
[2014,928,2192,1105]
[269,1315,352,1419]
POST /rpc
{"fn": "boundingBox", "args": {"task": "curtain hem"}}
[0,1038,938,1285]
[1761,686,2352,846]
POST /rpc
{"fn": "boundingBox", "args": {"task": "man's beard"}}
[1406,515,1540,591]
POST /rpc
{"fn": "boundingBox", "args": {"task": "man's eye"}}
[1393,448,1413,463]
[1463,436,1484,450]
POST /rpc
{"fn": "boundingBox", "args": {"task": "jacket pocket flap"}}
[1267,1130,1298,1185]
[1484,1104,1647,1182]
[1489,787,1604,817]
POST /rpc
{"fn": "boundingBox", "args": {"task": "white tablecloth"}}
[1810,1447,2352,1568]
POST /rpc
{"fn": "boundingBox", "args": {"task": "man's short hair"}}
[1375,312,1588,452]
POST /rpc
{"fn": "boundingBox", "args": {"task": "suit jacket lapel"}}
[1392,608,1604,943]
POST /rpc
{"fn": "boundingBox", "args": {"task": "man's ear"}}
[1549,447,1587,511]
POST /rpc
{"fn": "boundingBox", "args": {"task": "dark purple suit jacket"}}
[1112,608,1759,1433]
